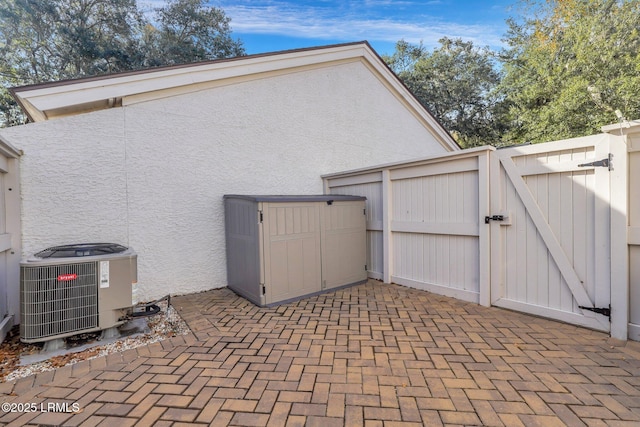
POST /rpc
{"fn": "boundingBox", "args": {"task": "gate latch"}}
[578,153,612,171]
[485,215,504,224]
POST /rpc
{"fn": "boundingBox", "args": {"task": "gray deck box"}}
[224,195,367,306]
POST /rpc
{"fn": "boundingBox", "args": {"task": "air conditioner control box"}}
[95,254,138,329]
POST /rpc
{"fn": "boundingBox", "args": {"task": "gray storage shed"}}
[224,195,367,306]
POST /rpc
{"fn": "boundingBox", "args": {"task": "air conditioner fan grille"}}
[20,262,98,341]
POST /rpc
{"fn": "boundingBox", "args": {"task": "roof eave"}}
[10,41,458,151]
[11,42,374,121]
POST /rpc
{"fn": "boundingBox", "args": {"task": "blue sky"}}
[210,0,517,56]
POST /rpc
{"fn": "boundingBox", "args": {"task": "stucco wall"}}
[1,60,450,301]
[1,112,130,252]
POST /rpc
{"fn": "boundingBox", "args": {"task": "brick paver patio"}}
[1,281,639,426]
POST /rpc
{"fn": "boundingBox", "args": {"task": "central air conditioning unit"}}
[20,243,137,344]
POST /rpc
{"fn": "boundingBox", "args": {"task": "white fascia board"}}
[13,44,372,119]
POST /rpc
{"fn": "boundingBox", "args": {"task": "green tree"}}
[500,0,640,143]
[384,39,425,74]
[384,38,506,148]
[142,0,244,67]
[0,0,244,126]
[0,0,144,82]
[0,0,145,125]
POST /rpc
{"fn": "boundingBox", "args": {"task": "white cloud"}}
[139,0,505,49]
[221,2,504,49]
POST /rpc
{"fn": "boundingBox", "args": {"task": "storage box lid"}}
[224,194,366,202]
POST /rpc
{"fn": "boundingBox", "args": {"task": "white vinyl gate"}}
[0,139,21,344]
[324,134,628,338]
[489,135,626,333]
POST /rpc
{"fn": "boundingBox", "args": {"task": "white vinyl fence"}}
[326,147,491,304]
[324,134,630,340]
[606,121,640,341]
[0,140,21,344]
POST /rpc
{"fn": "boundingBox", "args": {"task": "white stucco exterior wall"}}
[1,112,130,252]
[1,60,451,301]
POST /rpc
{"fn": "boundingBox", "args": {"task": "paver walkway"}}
[1,281,639,426]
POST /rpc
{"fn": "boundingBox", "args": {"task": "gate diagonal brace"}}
[579,305,611,319]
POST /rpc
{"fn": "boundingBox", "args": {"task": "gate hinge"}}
[578,153,612,171]
[485,215,504,224]
[261,284,266,294]
[259,210,263,223]
[579,304,611,319]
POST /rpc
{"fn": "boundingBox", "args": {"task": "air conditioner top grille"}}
[35,243,128,259]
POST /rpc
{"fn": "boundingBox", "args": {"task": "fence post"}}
[382,169,393,284]
[488,149,502,305]
[609,135,628,340]
[478,151,491,307]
